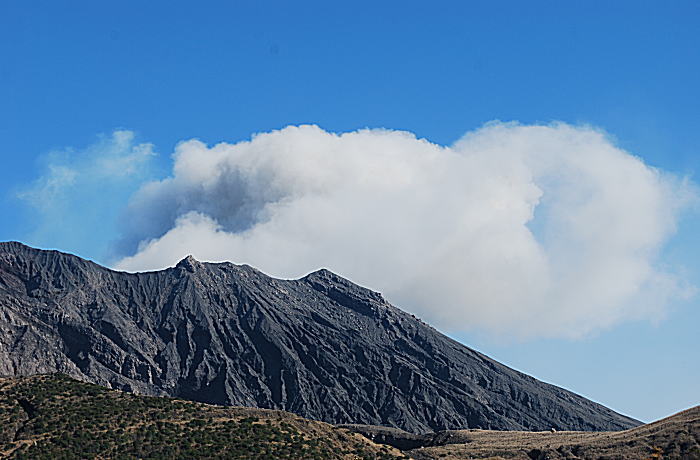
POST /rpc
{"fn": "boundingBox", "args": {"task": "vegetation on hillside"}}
[0,374,405,459]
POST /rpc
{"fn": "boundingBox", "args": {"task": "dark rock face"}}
[0,242,640,433]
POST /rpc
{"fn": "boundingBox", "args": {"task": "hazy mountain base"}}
[345,408,700,459]
[0,242,638,433]
[0,374,405,459]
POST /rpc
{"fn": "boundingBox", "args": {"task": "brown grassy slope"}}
[405,406,699,459]
[0,374,407,459]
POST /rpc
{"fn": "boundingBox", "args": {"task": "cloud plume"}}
[19,130,156,258]
[114,123,694,338]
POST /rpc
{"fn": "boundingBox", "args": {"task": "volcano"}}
[0,242,639,433]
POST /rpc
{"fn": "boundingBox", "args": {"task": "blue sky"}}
[1,1,699,422]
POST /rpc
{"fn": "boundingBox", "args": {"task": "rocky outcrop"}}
[0,242,640,433]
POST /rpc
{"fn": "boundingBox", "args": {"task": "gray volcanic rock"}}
[0,242,640,433]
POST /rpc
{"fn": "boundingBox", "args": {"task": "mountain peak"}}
[0,244,641,433]
[1,241,38,253]
[304,267,335,280]
[176,254,201,273]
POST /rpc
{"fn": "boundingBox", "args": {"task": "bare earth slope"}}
[0,242,639,433]
[403,405,700,459]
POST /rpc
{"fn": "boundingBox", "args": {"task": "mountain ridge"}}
[0,241,640,433]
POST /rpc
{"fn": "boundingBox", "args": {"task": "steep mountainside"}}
[0,242,639,433]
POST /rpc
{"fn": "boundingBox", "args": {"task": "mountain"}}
[0,374,404,459]
[0,242,639,433]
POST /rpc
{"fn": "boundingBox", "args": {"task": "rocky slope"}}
[0,242,640,433]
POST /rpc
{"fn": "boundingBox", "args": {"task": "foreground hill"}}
[0,374,404,459]
[0,242,639,433]
[2,375,696,460]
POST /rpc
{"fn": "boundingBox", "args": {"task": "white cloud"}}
[19,130,156,258]
[114,123,695,339]
[20,130,154,207]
